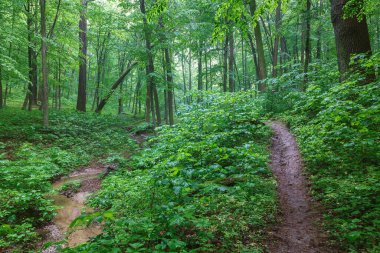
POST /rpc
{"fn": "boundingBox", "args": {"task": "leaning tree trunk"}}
[95,62,137,113]
[331,0,375,83]
[77,0,88,112]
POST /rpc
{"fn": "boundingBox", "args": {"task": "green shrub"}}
[282,79,380,252]
[76,91,276,252]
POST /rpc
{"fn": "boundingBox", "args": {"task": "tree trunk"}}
[77,0,88,112]
[303,0,312,89]
[228,29,235,92]
[316,0,323,60]
[181,50,187,103]
[249,0,267,90]
[40,0,48,127]
[188,49,192,102]
[272,0,282,77]
[164,47,174,126]
[247,32,260,80]
[95,62,137,113]
[27,0,38,110]
[223,34,228,92]
[198,41,203,92]
[140,0,160,124]
[331,0,375,83]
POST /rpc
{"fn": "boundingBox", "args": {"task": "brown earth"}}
[266,122,335,253]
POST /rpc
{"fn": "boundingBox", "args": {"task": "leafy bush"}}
[0,108,138,251]
[76,91,277,252]
[281,78,380,252]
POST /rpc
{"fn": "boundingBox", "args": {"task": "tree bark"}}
[272,0,282,77]
[331,0,375,83]
[198,41,203,92]
[223,34,228,92]
[303,0,312,89]
[228,29,235,92]
[316,0,323,60]
[140,0,160,124]
[249,0,267,91]
[77,0,88,112]
[40,0,48,127]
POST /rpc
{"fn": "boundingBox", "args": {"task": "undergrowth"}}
[0,109,138,251]
[69,92,277,253]
[280,75,380,252]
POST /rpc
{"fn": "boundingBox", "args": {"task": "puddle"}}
[41,165,106,252]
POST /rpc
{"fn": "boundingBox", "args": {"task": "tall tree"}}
[249,0,267,91]
[303,0,312,89]
[272,0,282,77]
[331,0,375,83]
[222,34,228,92]
[40,0,48,127]
[77,0,88,112]
[140,0,161,125]
[228,29,235,92]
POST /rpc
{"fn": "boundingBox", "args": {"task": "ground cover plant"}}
[67,92,277,253]
[280,71,380,252]
[0,108,138,251]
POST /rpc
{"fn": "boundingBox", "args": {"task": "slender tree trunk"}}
[223,34,228,92]
[303,0,312,89]
[316,0,323,60]
[228,30,235,92]
[77,0,88,112]
[164,47,174,125]
[27,0,37,110]
[188,49,192,103]
[331,0,375,83]
[40,0,48,127]
[140,0,160,124]
[294,17,299,63]
[247,32,260,79]
[198,41,203,92]
[204,52,208,90]
[181,50,187,103]
[280,37,288,73]
[58,58,62,110]
[249,0,267,90]
[272,0,282,77]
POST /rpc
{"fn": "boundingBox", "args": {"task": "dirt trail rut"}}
[267,122,333,253]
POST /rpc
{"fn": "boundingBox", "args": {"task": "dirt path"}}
[267,122,333,253]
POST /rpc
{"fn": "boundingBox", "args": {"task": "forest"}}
[0,0,379,252]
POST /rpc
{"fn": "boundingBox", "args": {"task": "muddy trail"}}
[267,122,334,253]
[39,133,147,252]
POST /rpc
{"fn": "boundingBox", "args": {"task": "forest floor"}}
[40,164,107,252]
[266,122,335,253]
[40,133,148,252]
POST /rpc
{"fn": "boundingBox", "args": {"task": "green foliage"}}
[0,108,137,251]
[73,91,276,252]
[280,76,380,252]
[59,181,82,195]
